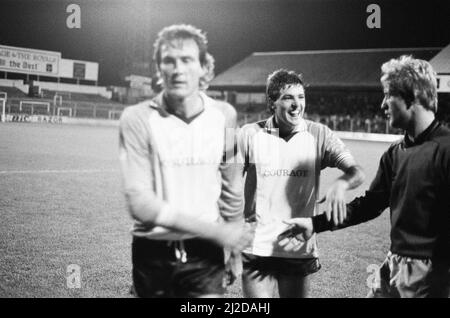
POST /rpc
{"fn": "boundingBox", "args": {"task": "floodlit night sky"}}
[0,0,449,85]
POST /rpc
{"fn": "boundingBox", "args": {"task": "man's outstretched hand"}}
[317,179,348,226]
[277,218,314,252]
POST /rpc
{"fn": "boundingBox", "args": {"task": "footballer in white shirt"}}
[239,69,365,298]
[119,24,251,298]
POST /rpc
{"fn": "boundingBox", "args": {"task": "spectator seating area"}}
[1,86,127,120]
[40,89,121,105]
[0,86,28,98]
[3,83,449,132]
[233,90,450,134]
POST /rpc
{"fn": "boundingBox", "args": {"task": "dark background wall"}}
[1,0,448,85]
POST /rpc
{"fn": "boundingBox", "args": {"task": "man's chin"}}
[165,88,189,99]
[389,119,399,129]
[288,117,301,126]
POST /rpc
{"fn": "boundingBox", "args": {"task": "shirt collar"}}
[149,91,208,113]
[403,119,440,147]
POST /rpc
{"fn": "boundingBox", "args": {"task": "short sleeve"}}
[321,125,357,170]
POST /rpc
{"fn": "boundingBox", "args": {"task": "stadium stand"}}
[40,89,122,105]
[0,43,129,122]
[211,47,450,134]
[0,86,28,98]
[1,81,127,120]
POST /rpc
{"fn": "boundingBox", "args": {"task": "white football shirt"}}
[119,92,243,240]
[239,116,356,258]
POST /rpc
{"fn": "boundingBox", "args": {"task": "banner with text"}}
[0,45,61,76]
[59,59,98,81]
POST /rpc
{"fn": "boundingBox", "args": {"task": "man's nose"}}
[173,59,183,73]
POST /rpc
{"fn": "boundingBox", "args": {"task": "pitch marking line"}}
[0,169,118,174]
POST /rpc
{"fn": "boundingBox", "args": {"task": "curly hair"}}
[199,52,215,91]
[153,24,208,67]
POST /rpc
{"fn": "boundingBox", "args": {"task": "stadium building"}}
[210,46,450,133]
[2,43,449,133]
[0,44,128,123]
[430,43,450,124]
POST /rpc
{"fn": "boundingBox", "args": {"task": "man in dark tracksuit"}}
[278,56,450,297]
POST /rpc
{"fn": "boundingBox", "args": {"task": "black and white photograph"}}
[1,0,449,301]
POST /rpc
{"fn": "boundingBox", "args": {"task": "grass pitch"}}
[0,122,392,297]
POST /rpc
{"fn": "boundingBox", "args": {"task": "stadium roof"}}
[430,44,450,74]
[210,47,441,91]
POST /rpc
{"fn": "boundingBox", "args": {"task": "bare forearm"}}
[126,189,246,248]
[157,209,222,241]
[158,209,249,250]
[338,165,365,190]
[127,190,216,236]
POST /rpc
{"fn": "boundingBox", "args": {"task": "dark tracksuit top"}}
[313,120,450,262]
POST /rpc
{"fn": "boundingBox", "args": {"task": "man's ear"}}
[201,63,210,80]
[201,62,208,73]
[152,70,163,92]
[198,65,209,90]
[408,93,421,110]
[155,70,163,83]
[268,101,276,113]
